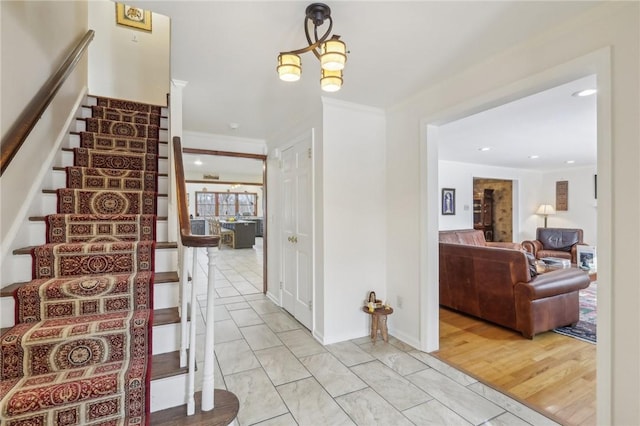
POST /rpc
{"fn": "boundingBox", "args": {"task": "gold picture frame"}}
[116,3,152,32]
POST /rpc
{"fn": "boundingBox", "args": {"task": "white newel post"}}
[201,246,217,411]
[168,79,188,243]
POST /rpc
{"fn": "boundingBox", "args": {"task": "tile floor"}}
[187,239,559,426]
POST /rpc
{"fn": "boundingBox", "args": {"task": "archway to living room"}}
[419,50,611,425]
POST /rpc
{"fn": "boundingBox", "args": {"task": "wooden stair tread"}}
[150,390,239,426]
[1,271,179,297]
[150,350,189,381]
[153,307,182,326]
[13,241,178,255]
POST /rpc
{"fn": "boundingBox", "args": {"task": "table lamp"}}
[536,204,556,228]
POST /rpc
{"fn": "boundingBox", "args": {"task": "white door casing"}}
[281,135,313,329]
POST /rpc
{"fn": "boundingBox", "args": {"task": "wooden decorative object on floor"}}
[362,306,394,344]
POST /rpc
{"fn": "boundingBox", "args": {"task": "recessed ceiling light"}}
[194,159,203,166]
[529,155,539,159]
[572,89,597,97]
[478,147,491,152]
[566,160,575,164]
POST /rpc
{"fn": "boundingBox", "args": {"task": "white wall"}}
[541,166,597,245]
[0,1,88,286]
[320,98,386,344]
[386,3,638,424]
[88,0,169,106]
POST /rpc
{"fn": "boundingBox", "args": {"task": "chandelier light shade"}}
[277,53,302,82]
[277,3,347,91]
[320,39,347,71]
[320,69,342,92]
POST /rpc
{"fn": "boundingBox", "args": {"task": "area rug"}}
[553,281,597,343]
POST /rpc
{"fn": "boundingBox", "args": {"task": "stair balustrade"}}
[171,136,233,415]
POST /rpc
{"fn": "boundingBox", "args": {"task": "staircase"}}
[0,96,187,423]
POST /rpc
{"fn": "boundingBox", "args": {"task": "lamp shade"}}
[536,204,556,215]
[320,69,342,92]
[320,39,347,71]
[277,53,301,82]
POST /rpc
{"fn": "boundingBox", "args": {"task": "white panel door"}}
[281,135,312,329]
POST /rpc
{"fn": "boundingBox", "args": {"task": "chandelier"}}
[277,3,347,92]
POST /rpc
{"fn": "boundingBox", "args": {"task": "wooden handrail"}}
[0,30,95,176]
[173,136,220,248]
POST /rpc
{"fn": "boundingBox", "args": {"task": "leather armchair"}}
[522,228,584,264]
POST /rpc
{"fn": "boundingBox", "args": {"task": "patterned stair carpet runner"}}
[0,97,162,425]
[45,214,156,243]
[80,133,158,154]
[66,167,158,192]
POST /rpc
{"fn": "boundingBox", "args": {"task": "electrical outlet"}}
[396,296,403,308]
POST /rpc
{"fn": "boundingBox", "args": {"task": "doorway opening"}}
[182,148,268,293]
[473,178,513,242]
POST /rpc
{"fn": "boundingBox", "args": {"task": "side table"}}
[362,306,394,344]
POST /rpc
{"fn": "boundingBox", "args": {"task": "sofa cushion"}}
[537,228,581,252]
[524,251,538,277]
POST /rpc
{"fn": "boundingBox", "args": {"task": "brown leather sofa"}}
[439,229,590,338]
[521,227,584,264]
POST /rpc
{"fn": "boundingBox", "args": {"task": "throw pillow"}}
[524,251,538,277]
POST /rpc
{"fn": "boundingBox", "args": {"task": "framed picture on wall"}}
[116,3,152,32]
[441,188,456,215]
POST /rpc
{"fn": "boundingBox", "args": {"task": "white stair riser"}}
[150,374,188,412]
[2,255,33,288]
[155,250,178,273]
[41,193,169,216]
[1,298,15,329]
[152,322,183,355]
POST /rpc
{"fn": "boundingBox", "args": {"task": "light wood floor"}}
[433,308,596,426]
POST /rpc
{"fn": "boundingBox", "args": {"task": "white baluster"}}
[186,247,198,415]
[179,245,189,368]
[201,246,216,411]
